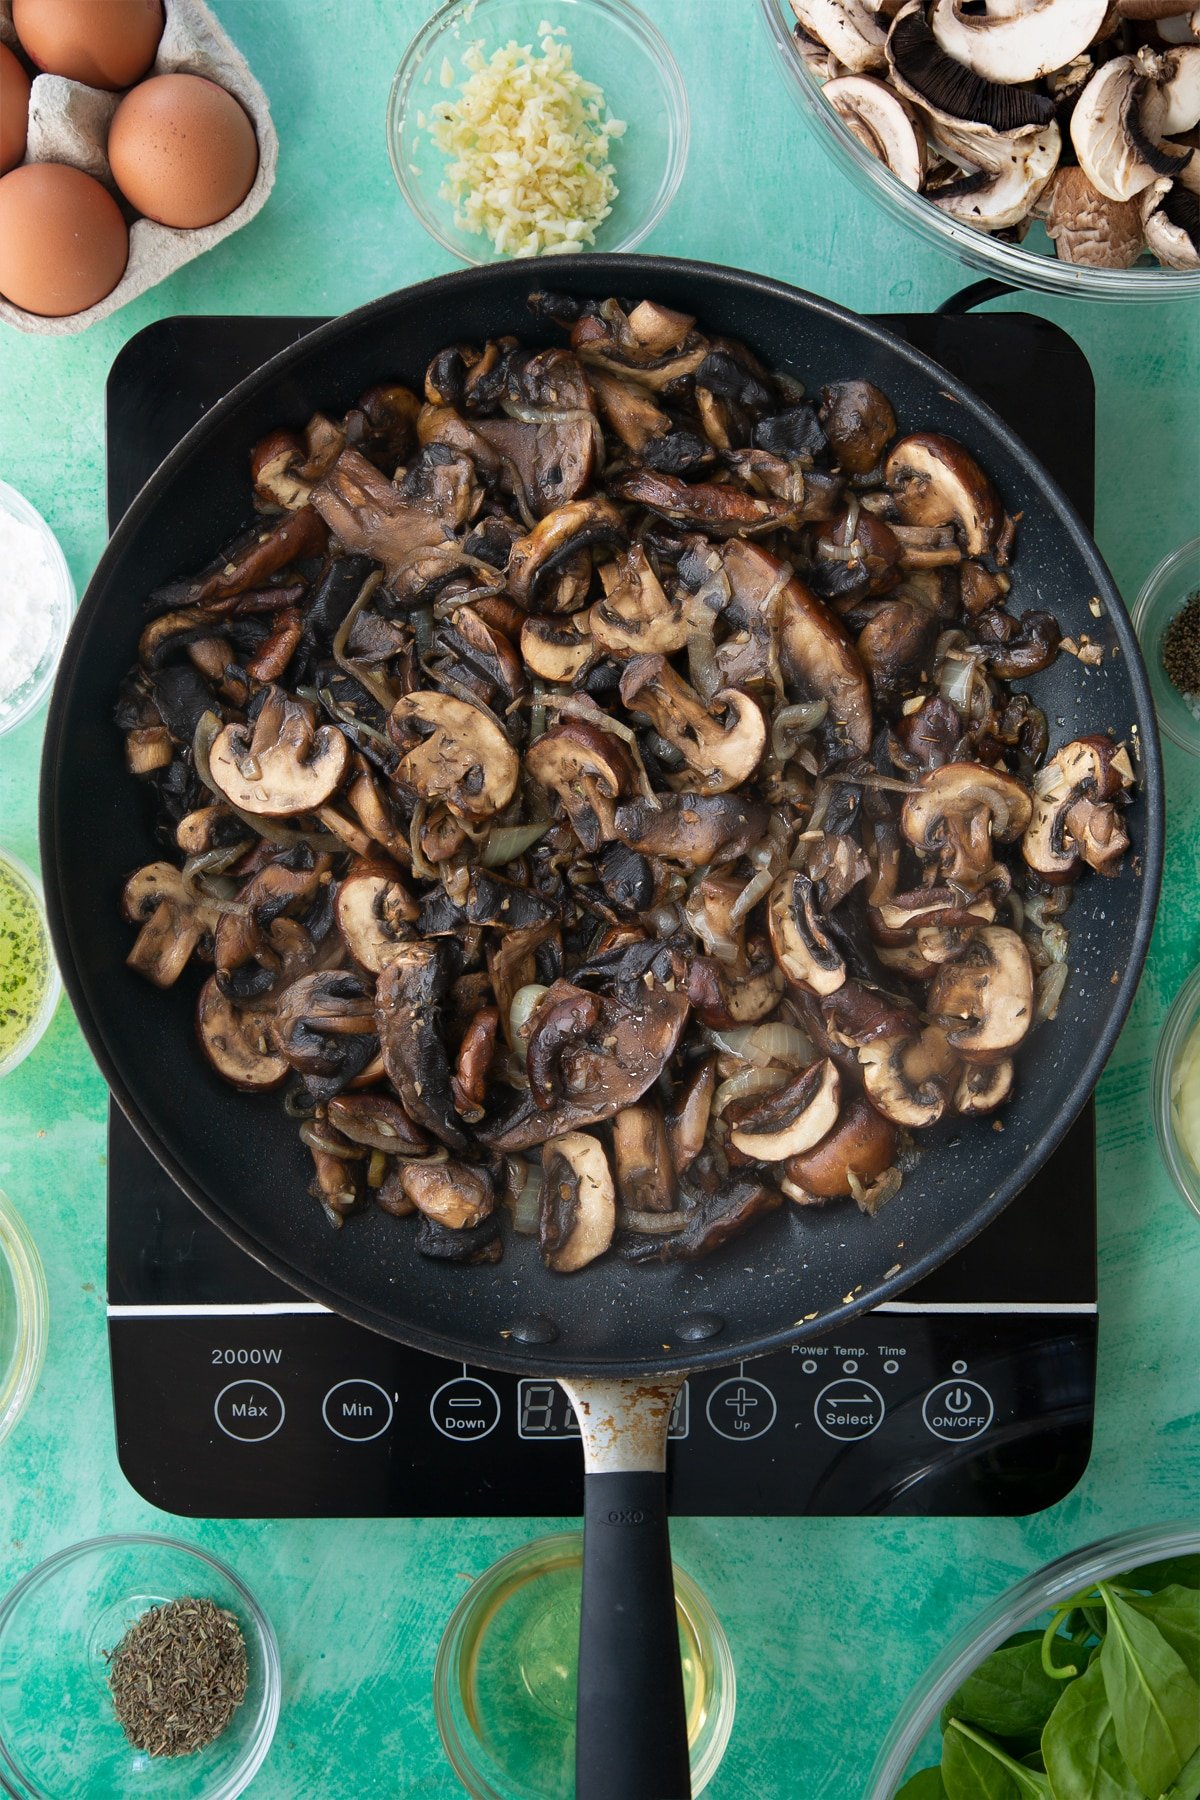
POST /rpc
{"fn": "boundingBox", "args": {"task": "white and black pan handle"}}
[559,1376,691,1800]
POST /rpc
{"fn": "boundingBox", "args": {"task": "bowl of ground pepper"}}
[0,1535,280,1796]
[1132,537,1200,758]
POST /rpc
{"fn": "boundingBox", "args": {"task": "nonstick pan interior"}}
[40,257,1163,1376]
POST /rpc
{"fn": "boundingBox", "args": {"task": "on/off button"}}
[923,1380,995,1443]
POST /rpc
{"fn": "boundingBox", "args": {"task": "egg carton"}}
[0,0,277,336]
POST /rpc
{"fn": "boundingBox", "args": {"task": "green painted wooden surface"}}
[1,3,1198,1793]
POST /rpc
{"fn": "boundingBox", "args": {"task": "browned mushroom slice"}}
[525,721,635,852]
[901,762,1033,888]
[612,1102,675,1214]
[270,970,380,1102]
[954,1059,1014,1115]
[818,380,897,475]
[387,691,519,823]
[208,688,350,817]
[310,447,473,587]
[376,942,470,1151]
[540,1131,616,1272]
[334,860,419,973]
[665,1057,717,1174]
[214,850,332,992]
[165,507,329,608]
[728,1059,841,1160]
[394,1158,496,1230]
[928,926,1034,1063]
[1022,736,1133,881]
[326,1090,429,1154]
[451,1005,500,1122]
[250,425,335,512]
[420,403,595,521]
[782,1095,898,1200]
[488,921,562,1047]
[619,656,766,794]
[683,875,785,1024]
[856,598,940,706]
[570,306,707,389]
[520,611,594,683]
[307,1131,364,1229]
[586,367,672,453]
[612,790,769,868]
[506,499,628,610]
[428,606,527,714]
[123,862,219,989]
[608,468,807,536]
[858,1024,958,1127]
[884,434,1003,558]
[195,976,288,1090]
[633,1163,782,1261]
[768,872,847,997]
[590,547,689,657]
[778,573,874,763]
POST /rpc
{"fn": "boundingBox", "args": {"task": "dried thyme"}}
[105,1597,248,1757]
[1162,587,1200,706]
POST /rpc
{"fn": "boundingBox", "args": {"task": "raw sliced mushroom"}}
[928,123,1061,231]
[195,977,289,1089]
[1071,52,1194,201]
[783,1095,898,1199]
[728,1058,841,1160]
[769,871,847,996]
[387,691,519,822]
[929,0,1108,85]
[1022,736,1133,880]
[122,862,219,988]
[540,1131,616,1271]
[791,0,888,71]
[884,434,1004,558]
[887,3,1057,131]
[619,656,767,794]
[208,688,350,817]
[1141,175,1200,264]
[824,75,928,188]
[927,926,1035,1062]
[1038,164,1146,266]
[901,762,1034,886]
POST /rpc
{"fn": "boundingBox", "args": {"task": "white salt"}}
[0,506,58,725]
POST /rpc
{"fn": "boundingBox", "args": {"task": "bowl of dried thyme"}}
[0,1534,279,1796]
[1132,537,1200,759]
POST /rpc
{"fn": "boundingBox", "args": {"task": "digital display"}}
[517,1381,689,1440]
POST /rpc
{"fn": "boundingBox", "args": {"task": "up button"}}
[923,1379,994,1443]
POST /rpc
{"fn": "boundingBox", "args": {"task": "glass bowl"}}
[758,0,1200,304]
[1153,965,1200,1222]
[0,848,62,1080]
[0,1536,280,1799]
[434,1531,736,1798]
[1131,537,1200,758]
[387,0,689,264]
[866,1520,1200,1795]
[0,482,75,737]
[0,1187,48,1448]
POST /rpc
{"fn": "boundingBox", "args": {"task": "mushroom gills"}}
[540,1131,616,1271]
[824,75,928,189]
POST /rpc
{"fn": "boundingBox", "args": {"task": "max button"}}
[923,1380,994,1443]
[430,1377,501,1441]
[214,1380,284,1442]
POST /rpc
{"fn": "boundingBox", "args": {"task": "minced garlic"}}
[428,25,625,259]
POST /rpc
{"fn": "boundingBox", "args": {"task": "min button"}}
[923,1380,994,1443]
[214,1380,285,1442]
[323,1379,394,1442]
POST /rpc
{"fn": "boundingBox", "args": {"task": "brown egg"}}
[0,46,31,175]
[12,0,163,91]
[107,72,258,229]
[0,162,128,316]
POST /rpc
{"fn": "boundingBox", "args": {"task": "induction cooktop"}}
[105,306,1100,1522]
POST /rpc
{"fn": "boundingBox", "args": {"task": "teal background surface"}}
[1,3,1198,1793]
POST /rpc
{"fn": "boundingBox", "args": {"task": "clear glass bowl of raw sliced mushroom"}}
[760,0,1200,299]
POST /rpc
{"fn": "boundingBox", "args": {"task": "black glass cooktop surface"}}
[105,308,1099,1521]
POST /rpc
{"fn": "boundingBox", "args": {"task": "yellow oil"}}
[0,860,50,1066]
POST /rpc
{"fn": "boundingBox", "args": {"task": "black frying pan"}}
[41,258,1162,1799]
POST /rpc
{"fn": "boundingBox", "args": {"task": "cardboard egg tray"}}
[0,0,277,335]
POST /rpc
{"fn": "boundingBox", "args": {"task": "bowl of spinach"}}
[869,1523,1200,1800]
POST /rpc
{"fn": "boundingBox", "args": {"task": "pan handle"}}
[560,1375,691,1800]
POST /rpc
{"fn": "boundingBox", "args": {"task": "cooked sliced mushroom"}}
[505,498,628,610]
[271,970,380,1100]
[929,0,1108,84]
[310,446,471,587]
[525,720,635,851]
[540,1131,616,1271]
[376,942,470,1151]
[613,1102,675,1214]
[887,3,1057,131]
[208,688,350,817]
[902,761,1033,886]
[387,691,518,822]
[123,862,219,988]
[1022,735,1133,879]
[955,1058,1015,1114]
[326,1090,429,1153]
[783,1095,899,1200]
[619,656,767,794]
[307,1131,364,1228]
[769,871,847,996]
[195,976,289,1089]
[586,367,672,454]
[590,547,689,657]
[665,1057,717,1175]
[859,1023,958,1127]
[520,611,594,683]
[884,434,1003,557]
[394,1158,495,1230]
[250,417,345,513]
[684,876,786,1024]
[1071,52,1194,201]
[824,75,928,188]
[928,925,1034,1062]
[728,1058,841,1160]
[613,790,769,868]
[608,467,819,535]
[335,860,419,973]
[791,0,888,71]
[451,1005,500,1122]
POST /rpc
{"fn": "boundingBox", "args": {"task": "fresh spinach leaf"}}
[942,1720,1051,1799]
[1041,1658,1142,1800]
[1158,1742,1200,1800]
[1127,1586,1200,1684]
[896,1770,950,1798]
[1119,1557,1200,1597]
[942,1637,1067,1739]
[1098,1584,1200,1798]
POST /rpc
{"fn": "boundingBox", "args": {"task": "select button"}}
[214,1380,285,1443]
[323,1379,394,1442]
